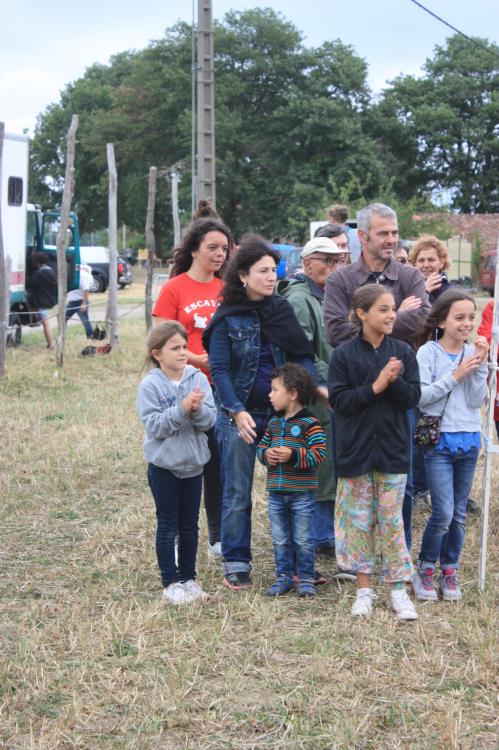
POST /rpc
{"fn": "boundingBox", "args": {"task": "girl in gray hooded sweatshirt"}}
[412,289,488,603]
[137,321,216,605]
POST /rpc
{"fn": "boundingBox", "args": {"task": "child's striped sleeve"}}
[293,419,327,468]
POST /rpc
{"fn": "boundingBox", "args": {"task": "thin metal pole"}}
[478,236,499,591]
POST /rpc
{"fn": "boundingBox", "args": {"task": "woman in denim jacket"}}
[203,236,324,590]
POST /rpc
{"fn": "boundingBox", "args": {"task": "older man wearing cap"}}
[278,236,353,579]
[65,262,94,338]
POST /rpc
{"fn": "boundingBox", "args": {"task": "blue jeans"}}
[419,446,479,566]
[65,299,93,338]
[147,464,202,587]
[268,491,315,581]
[412,409,428,495]
[401,409,414,550]
[203,425,222,546]
[312,501,335,549]
[216,409,270,575]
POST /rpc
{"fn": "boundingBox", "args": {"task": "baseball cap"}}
[301,237,342,259]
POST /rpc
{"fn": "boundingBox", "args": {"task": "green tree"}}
[29,10,390,246]
[371,35,499,212]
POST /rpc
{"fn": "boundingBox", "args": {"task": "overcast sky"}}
[1,0,498,135]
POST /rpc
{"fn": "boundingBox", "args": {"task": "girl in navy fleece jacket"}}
[328,284,420,621]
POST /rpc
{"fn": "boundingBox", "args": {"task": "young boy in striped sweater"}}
[257,363,327,598]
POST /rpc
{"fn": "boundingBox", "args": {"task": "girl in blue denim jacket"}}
[202,236,325,591]
[413,289,488,602]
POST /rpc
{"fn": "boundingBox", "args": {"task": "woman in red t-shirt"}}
[153,218,234,557]
[477,299,499,440]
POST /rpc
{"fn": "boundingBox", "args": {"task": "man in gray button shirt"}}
[324,203,430,349]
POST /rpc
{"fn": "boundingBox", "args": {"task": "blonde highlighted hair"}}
[410,234,451,271]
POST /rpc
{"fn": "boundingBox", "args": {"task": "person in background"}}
[278,236,353,582]
[324,203,430,552]
[153,218,233,560]
[410,235,451,509]
[314,223,349,265]
[136,321,216,605]
[324,204,430,349]
[65,263,94,338]
[477,299,499,441]
[326,204,361,262]
[257,364,326,598]
[203,236,322,590]
[25,252,58,349]
[328,284,420,620]
[412,289,488,602]
[395,241,410,265]
[410,235,451,304]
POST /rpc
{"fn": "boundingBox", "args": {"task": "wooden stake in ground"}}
[55,114,79,367]
[106,144,119,348]
[145,166,157,332]
[0,121,7,377]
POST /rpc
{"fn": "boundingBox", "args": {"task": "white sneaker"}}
[163,581,195,605]
[182,579,209,600]
[351,588,377,617]
[391,588,419,620]
[208,541,222,560]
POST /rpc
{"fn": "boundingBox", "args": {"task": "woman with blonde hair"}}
[410,235,451,304]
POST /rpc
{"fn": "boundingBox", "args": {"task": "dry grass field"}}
[0,319,497,749]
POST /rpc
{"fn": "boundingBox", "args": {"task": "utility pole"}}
[197,0,216,207]
[171,168,181,247]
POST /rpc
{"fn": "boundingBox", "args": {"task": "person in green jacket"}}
[278,235,355,581]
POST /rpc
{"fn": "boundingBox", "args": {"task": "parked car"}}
[79,246,133,292]
[270,243,303,279]
[481,250,496,296]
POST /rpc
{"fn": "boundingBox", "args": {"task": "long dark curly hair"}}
[170,218,233,278]
[417,287,476,347]
[220,235,280,304]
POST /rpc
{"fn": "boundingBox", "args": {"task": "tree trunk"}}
[106,143,119,348]
[145,166,157,332]
[56,114,79,367]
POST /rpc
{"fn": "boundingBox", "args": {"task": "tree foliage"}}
[370,35,499,213]
[29,14,499,253]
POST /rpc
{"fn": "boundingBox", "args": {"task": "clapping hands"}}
[183,387,205,412]
[372,357,403,394]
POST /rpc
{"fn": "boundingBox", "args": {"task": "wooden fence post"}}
[145,166,157,332]
[0,122,6,377]
[106,143,119,348]
[55,114,79,367]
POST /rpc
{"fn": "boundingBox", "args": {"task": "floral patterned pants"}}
[335,472,413,583]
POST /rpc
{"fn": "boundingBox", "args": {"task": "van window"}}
[26,211,38,248]
[43,218,74,249]
[485,255,496,270]
[8,177,23,206]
